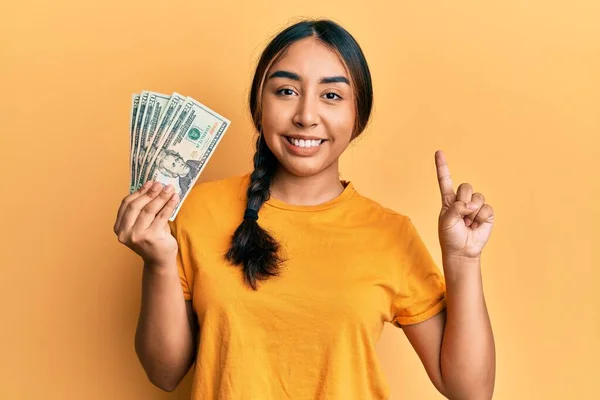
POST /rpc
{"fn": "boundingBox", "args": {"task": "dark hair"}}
[225,19,374,290]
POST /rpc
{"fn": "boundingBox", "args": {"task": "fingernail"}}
[471,222,479,229]
[143,181,152,188]
[467,202,479,210]
[164,184,174,193]
[465,218,472,226]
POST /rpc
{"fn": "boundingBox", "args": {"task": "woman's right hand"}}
[114,181,180,267]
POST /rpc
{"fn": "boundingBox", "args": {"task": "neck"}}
[269,162,345,206]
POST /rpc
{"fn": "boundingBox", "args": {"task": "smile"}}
[285,136,325,148]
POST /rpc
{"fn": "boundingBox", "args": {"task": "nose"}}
[292,94,319,129]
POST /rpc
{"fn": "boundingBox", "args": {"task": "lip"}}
[285,135,327,141]
[282,135,325,156]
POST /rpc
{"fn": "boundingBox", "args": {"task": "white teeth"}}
[289,137,323,148]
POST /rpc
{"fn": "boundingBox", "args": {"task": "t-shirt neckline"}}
[264,180,356,212]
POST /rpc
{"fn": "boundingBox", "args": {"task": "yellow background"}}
[1,0,598,399]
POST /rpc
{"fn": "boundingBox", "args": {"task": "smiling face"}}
[260,37,357,178]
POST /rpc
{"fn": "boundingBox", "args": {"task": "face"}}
[260,37,356,178]
[161,154,189,177]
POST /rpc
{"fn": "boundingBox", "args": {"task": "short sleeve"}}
[391,217,447,328]
[168,218,194,301]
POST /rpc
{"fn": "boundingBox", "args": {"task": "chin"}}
[281,161,325,177]
[280,153,342,178]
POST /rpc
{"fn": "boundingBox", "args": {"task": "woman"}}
[114,19,496,400]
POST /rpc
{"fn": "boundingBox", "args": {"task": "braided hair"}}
[224,133,281,290]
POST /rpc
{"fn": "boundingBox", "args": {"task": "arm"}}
[134,261,199,392]
[403,256,495,399]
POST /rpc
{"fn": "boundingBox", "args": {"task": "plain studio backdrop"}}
[1,1,598,399]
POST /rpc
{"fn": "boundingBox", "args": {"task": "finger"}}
[119,181,165,233]
[451,200,480,219]
[132,185,176,232]
[114,180,153,234]
[149,192,179,232]
[471,204,494,229]
[435,150,456,206]
[464,192,484,227]
[456,183,473,203]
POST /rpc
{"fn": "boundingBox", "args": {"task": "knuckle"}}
[141,205,155,215]
[117,232,127,244]
[122,193,137,206]
[130,232,142,244]
[127,201,140,213]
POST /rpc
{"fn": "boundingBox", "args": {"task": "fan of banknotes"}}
[129,91,231,221]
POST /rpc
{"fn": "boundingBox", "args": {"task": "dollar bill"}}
[135,91,170,189]
[148,96,230,221]
[129,94,140,191]
[136,92,186,190]
[131,91,149,192]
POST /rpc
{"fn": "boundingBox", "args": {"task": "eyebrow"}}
[268,70,350,85]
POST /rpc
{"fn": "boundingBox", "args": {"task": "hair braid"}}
[225,134,282,290]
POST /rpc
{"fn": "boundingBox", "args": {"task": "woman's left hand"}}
[435,150,495,260]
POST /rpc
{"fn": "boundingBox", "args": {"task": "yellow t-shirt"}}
[169,174,447,400]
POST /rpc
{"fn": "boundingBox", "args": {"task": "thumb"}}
[451,201,479,218]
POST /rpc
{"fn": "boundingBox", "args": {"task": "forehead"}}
[268,37,349,79]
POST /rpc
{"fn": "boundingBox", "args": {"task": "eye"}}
[323,92,342,101]
[276,88,297,96]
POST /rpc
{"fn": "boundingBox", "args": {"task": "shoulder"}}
[350,186,412,229]
[190,173,249,199]
[173,173,250,224]
[343,188,426,258]
[348,185,429,247]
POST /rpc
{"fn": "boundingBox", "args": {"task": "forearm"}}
[440,255,495,399]
[135,262,195,391]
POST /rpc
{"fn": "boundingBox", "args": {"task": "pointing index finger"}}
[435,150,455,201]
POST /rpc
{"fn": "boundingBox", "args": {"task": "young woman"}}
[114,19,496,400]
